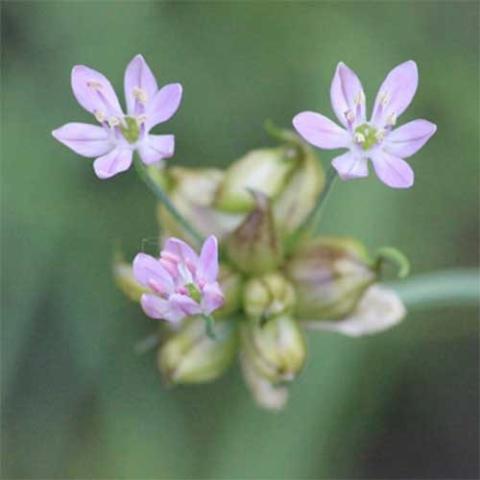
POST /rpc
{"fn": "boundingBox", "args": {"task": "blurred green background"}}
[2,1,479,478]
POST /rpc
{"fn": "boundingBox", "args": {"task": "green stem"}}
[134,157,203,245]
[390,268,479,309]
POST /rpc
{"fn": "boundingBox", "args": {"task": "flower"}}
[52,54,182,179]
[293,61,437,188]
[132,235,224,324]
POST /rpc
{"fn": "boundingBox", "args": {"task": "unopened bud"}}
[158,317,237,384]
[113,253,148,302]
[214,147,297,213]
[243,272,296,322]
[216,264,243,317]
[226,191,283,274]
[286,237,376,320]
[240,315,306,383]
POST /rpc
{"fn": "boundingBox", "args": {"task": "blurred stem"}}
[286,165,337,251]
[133,157,203,245]
[390,268,479,309]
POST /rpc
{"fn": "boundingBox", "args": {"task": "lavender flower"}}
[52,54,182,179]
[293,61,437,188]
[133,236,224,324]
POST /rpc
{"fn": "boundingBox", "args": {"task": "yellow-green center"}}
[186,283,202,303]
[120,116,140,144]
[355,123,378,151]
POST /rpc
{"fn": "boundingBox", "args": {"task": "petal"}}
[138,134,175,165]
[201,282,224,315]
[371,61,418,127]
[384,119,437,158]
[163,237,199,267]
[293,112,350,149]
[132,253,174,294]
[302,285,406,337]
[169,293,202,317]
[198,235,219,282]
[140,293,182,322]
[331,151,369,180]
[71,65,123,117]
[93,148,133,179]
[124,54,159,115]
[330,62,366,127]
[145,83,183,130]
[52,123,112,157]
[370,150,414,189]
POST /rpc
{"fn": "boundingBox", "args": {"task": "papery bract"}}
[52,54,182,179]
[133,235,224,324]
[293,61,437,188]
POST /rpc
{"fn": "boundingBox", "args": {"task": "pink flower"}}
[52,54,182,179]
[133,236,224,324]
[293,61,437,188]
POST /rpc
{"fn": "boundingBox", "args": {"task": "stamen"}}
[94,110,106,123]
[136,114,147,125]
[87,80,103,91]
[354,91,365,105]
[354,132,366,143]
[133,87,148,104]
[386,112,397,127]
[379,92,389,107]
[375,129,386,142]
[108,116,120,128]
[345,110,355,123]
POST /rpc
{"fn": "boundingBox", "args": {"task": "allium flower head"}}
[52,54,182,179]
[293,61,437,188]
[133,235,224,324]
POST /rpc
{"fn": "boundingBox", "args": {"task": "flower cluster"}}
[54,55,436,410]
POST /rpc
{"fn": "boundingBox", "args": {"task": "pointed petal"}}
[384,119,437,158]
[371,61,418,127]
[169,293,202,317]
[140,293,181,322]
[331,151,369,180]
[93,148,133,179]
[133,253,174,294]
[138,134,175,165]
[303,286,406,337]
[293,112,350,149]
[71,65,123,117]
[330,62,366,127]
[371,150,414,189]
[201,282,224,315]
[124,54,159,115]
[163,237,199,267]
[198,235,219,282]
[52,123,112,157]
[145,83,183,130]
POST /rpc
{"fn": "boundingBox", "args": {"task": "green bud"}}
[157,167,243,243]
[113,253,148,302]
[240,315,306,383]
[214,147,297,213]
[216,264,243,317]
[158,317,237,384]
[286,237,376,320]
[243,272,296,322]
[225,191,283,274]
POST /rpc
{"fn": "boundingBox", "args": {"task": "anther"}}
[108,116,120,128]
[87,80,103,91]
[386,112,397,127]
[379,92,389,107]
[345,110,355,123]
[94,110,106,123]
[133,87,148,104]
[136,114,147,125]
[375,129,386,142]
[354,91,365,105]
[354,132,366,143]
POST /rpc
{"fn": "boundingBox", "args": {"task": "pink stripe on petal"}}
[71,65,123,117]
[293,112,350,149]
[124,54,159,115]
[331,151,368,180]
[138,134,175,165]
[198,235,219,283]
[330,62,366,127]
[163,238,199,267]
[133,253,174,293]
[93,148,133,179]
[52,123,112,157]
[371,61,418,127]
[384,119,437,158]
[371,150,414,189]
[145,83,183,131]
[169,294,202,316]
